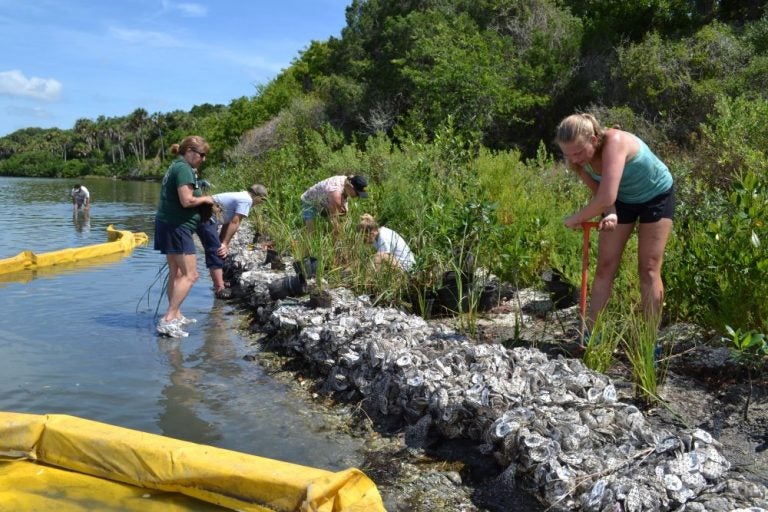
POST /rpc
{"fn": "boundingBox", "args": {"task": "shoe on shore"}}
[156,319,189,338]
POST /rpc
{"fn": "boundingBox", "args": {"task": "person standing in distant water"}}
[153,135,215,338]
[300,174,368,234]
[555,113,675,334]
[71,184,90,210]
[197,184,268,299]
[358,213,415,271]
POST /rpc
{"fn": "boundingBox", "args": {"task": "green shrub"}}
[0,151,63,177]
[666,170,768,332]
[695,94,768,188]
[61,159,87,178]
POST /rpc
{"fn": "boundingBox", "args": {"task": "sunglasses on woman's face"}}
[191,149,207,158]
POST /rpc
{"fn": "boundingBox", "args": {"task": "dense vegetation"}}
[2,0,767,337]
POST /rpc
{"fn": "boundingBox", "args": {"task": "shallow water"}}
[0,176,363,470]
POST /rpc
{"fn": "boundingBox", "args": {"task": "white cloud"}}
[160,0,207,18]
[175,2,207,17]
[0,70,62,101]
[109,26,181,47]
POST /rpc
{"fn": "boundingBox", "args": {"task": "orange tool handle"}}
[580,222,599,345]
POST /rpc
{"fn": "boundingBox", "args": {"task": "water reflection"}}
[72,209,91,234]
[199,304,240,364]
[156,305,235,445]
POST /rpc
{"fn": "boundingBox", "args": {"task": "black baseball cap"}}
[350,175,368,198]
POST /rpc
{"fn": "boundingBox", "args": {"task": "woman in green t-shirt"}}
[154,135,215,338]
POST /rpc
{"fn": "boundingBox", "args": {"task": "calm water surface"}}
[0,176,362,470]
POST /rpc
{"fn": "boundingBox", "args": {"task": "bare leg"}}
[162,253,199,322]
[588,223,635,326]
[636,219,673,324]
[165,259,178,307]
[210,267,225,293]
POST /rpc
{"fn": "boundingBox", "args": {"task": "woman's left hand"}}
[599,213,618,231]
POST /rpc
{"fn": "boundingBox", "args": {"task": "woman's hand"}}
[564,214,582,229]
[599,213,618,231]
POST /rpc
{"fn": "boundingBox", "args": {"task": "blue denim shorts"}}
[196,220,224,269]
[301,200,321,221]
[154,220,196,255]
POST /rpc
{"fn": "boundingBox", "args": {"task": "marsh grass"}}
[349,226,412,308]
[583,311,623,374]
[623,310,665,405]
[209,111,765,349]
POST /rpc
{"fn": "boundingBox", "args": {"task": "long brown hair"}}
[170,135,209,156]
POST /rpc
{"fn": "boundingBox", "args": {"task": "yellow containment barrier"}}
[0,225,148,279]
[0,412,385,512]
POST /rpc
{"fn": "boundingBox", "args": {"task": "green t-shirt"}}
[156,158,201,230]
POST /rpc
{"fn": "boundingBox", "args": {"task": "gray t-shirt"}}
[213,191,253,224]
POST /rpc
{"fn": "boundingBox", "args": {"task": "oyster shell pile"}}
[226,233,767,511]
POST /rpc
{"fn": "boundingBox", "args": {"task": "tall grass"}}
[582,310,623,374]
[623,309,665,405]
[204,96,766,342]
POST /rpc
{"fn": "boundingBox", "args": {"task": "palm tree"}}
[127,108,149,161]
[73,118,96,158]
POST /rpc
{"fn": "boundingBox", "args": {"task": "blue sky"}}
[0,0,350,137]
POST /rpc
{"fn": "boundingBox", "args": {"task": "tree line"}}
[1,0,767,180]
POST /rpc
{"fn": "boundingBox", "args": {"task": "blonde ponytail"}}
[555,113,606,148]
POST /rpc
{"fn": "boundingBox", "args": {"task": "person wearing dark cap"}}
[197,183,268,298]
[300,174,368,233]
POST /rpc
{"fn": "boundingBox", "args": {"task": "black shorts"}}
[615,185,675,224]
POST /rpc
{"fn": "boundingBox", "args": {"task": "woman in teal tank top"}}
[555,113,675,338]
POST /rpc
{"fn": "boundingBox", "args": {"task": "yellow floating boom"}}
[0,224,148,277]
[0,412,385,512]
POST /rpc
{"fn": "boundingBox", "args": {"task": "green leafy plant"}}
[666,167,768,332]
[725,325,768,419]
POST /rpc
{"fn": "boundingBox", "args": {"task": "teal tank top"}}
[586,135,673,204]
